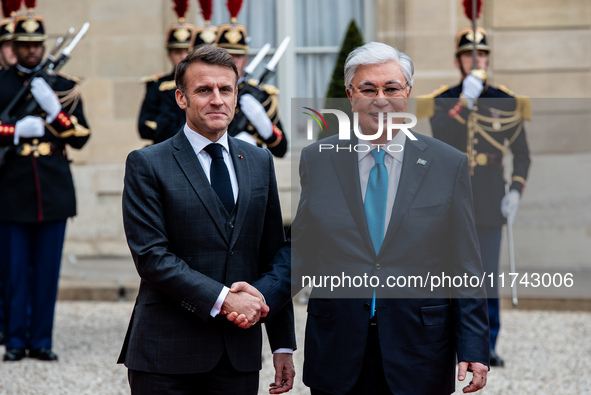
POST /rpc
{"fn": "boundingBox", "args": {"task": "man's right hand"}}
[14,116,45,145]
[221,282,269,329]
[461,73,484,110]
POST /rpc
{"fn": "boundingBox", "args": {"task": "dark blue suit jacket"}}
[290,133,489,394]
[118,131,295,374]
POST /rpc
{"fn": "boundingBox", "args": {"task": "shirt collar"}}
[357,130,407,163]
[16,64,42,74]
[183,124,230,155]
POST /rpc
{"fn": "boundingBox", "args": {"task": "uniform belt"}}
[466,152,503,167]
[16,141,65,157]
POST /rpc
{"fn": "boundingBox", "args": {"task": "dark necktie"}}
[203,143,234,214]
[364,149,389,318]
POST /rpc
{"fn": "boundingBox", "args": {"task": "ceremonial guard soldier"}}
[0,0,20,347]
[137,0,194,144]
[0,7,90,361]
[215,0,287,157]
[418,27,531,367]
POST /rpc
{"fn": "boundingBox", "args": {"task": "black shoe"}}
[0,330,4,345]
[28,348,58,361]
[489,349,505,367]
[3,348,26,361]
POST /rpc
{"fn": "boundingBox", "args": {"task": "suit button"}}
[375,264,381,270]
[363,303,370,311]
[228,222,234,229]
[229,250,234,255]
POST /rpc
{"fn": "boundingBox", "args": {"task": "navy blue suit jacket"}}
[118,131,295,374]
[289,133,489,394]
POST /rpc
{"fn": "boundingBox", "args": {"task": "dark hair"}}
[175,46,239,94]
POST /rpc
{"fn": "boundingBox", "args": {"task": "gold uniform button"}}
[473,138,478,144]
[32,139,39,145]
[476,153,488,166]
[38,143,51,156]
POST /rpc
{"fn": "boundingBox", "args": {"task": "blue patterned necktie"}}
[364,149,388,318]
[203,143,234,214]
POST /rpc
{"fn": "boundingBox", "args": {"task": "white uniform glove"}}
[461,73,484,110]
[31,77,61,123]
[501,189,520,226]
[14,116,45,145]
[239,93,273,139]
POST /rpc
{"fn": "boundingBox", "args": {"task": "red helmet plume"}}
[172,0,189,21]
[198,0,213,23]
[226,0,243,22]
[462,0,482,21]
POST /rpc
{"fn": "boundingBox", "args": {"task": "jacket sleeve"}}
[449,154,490,366]
[122,149,226,321]
[252,149,296,351]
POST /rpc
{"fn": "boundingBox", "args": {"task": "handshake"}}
[220,281,268,329]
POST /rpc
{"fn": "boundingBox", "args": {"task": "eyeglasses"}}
[349,83,409,98]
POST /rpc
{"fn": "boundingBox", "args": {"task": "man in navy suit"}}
[286,42,490,394]
[118,45,295,395]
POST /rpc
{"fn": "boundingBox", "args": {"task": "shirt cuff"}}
[210,286,230,317]
[273,348,294,354]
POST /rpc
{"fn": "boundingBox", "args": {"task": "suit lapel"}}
[228,138,250,248]
[330,139,376,256]
[171,132,229,244]
[381,136,430,253]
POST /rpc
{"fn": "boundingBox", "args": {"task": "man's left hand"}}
[269,353,295,394]
[501,189,520,225]
[31,77,61,123]
[458,361,488,393]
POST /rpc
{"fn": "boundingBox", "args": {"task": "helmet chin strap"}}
[457,55,469,79]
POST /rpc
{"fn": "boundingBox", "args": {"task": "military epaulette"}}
[498,85,532,121]
[57,72,82,84]
[415,85,449,119]
[262,83,279,96]
[140,73,165,84]
[246,79,279,96]
[159,80,176,91]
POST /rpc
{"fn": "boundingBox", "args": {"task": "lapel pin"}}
[416,158,427,166]
[238,155,243,159]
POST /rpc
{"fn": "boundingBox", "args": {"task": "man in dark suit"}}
[0,12,91,361]
[286,42,489,394]
[118,45,296,395]
[419,27,531,366]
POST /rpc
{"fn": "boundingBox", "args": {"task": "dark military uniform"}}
[215,22,288,158]
[420,73,531,360]
[137,71,185,144]
[0,13,90,359]
[418,27,531,362]
[231,78,287,157]
[137,20,194,145]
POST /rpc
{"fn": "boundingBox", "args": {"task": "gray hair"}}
[344,42,414,88]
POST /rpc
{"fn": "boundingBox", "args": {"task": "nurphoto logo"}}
[302,107,418,141]
[303,107,418,152]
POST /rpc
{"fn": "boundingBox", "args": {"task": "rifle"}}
[0,22,89,125]
[228,37,290,137]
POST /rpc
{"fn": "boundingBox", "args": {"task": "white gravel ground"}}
[0,302,589,394]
